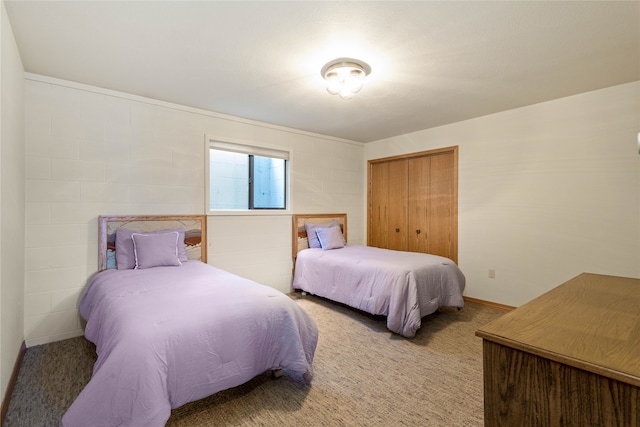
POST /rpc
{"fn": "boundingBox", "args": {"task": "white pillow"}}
[315,226,345,250]
[131,231,182,269]
[305,220,339,249]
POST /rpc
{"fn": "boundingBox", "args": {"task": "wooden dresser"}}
[476,273,640,427]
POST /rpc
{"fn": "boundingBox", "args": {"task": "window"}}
[206,138,290,213]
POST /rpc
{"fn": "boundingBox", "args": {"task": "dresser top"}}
[476,273,640,387]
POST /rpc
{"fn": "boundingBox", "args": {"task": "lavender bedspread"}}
[63,261,318,427]
[293,245,465,338]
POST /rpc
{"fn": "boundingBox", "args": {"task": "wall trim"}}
[0,341,26,425]
[463,296,515,312]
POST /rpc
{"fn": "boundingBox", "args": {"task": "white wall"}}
[24,74,364,346]
[0,0,25,404]
[365,82,640,307]
[21,67,639,346]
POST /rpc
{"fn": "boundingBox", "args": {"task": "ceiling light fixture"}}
[321,58,371,100]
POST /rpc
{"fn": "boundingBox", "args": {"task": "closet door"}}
[368,161,389,248]
[427,151,457,261]
[368,146,458,263]
[407,156,429,253]
[386,159,408,251]
[368,159,409,250]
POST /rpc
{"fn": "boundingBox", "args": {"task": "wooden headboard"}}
[98,215,207,271]
[291,213,347,263]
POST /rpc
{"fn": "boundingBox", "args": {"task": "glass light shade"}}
[321,58,371,99]
[325,73,341,95]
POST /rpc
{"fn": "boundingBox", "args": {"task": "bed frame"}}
[291,213,347,265]
[98,215,207,271]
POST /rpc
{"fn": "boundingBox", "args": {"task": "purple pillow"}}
[116,227,188,270]
[131,231,182,269]
[304,220,339,249]
[315,226,345,250]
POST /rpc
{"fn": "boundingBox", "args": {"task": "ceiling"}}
[5,1,640,143]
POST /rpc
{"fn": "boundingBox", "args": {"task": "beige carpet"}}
[4,295,505,427]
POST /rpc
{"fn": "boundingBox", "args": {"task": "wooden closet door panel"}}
[368,146,458,263]
[427,151,456,261]
[407,156,430,253]
[387,159,408,251]
[368,161,389,248]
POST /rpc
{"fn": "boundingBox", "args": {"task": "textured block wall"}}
[24,76,365,346]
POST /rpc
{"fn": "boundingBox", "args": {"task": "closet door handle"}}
[416,229,421,235]
[395,228,400,233]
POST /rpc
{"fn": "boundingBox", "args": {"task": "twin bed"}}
[292,213,466,338]
[64,212,465,426]
[63,215,318,427]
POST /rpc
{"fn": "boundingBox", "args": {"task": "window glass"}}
[207,140,289,213]
[251,155,286,209]
[209,150,248,210]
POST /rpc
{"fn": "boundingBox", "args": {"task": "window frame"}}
[205,135,292,216]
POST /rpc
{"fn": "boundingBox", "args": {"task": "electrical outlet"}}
[488,268,496,279]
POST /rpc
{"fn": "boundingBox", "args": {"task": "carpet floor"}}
[4,295,505,426]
